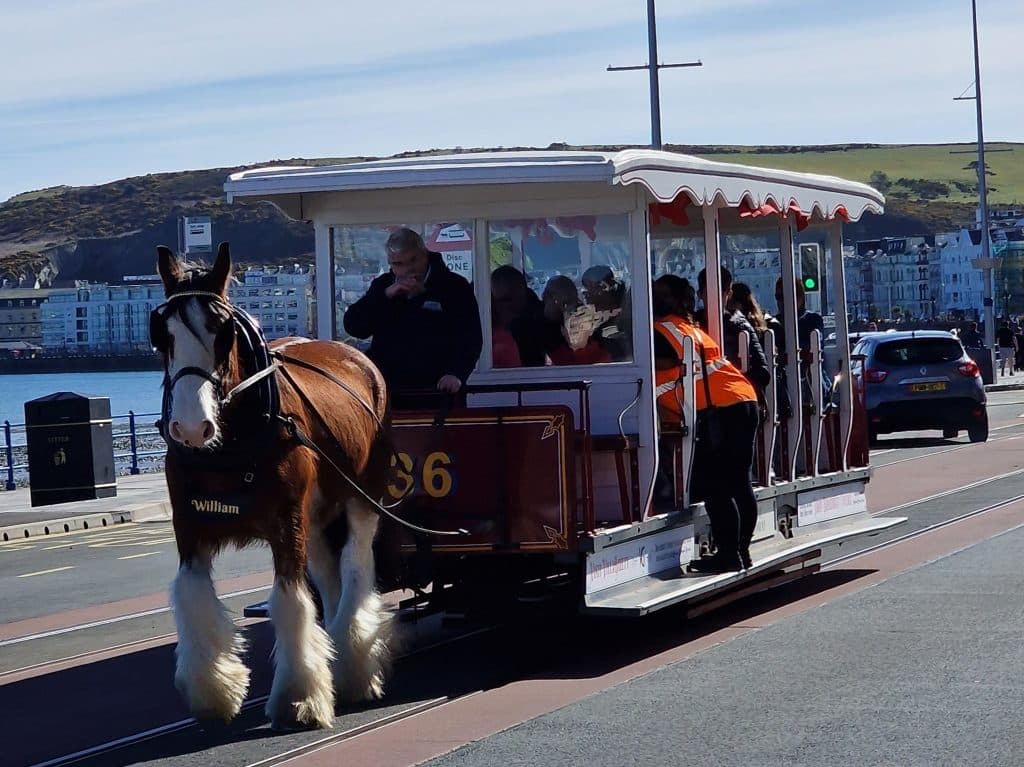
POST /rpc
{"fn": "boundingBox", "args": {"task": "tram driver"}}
[343,227,482,401]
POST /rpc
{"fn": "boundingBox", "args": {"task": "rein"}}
[156,289,467,538]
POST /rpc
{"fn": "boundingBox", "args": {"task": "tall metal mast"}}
[608,0,702,149]
[971,0,995,348]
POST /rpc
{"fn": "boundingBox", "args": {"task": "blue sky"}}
[2,0,1021,203]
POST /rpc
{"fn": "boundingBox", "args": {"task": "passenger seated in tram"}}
[696,267,771,395]
[652,275,760,574]
[541,276,612,365]
[581,265,632,361]
[491,265,546,367]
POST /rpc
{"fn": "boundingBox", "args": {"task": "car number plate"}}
[909,382,947,392]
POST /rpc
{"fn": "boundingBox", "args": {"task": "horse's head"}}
[150,242,235,449]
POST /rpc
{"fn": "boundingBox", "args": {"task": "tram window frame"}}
[329,221,476,349]
[483,214,635,371]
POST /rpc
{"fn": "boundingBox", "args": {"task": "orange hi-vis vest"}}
[654,316,757,419]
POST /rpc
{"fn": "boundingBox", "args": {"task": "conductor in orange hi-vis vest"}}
[652,275,760,575]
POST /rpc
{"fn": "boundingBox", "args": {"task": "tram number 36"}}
[387,451,455,499]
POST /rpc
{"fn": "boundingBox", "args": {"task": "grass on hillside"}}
[687,143,1023,205]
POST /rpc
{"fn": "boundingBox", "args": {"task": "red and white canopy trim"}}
[612,149,882,224]
[225,150,884,224]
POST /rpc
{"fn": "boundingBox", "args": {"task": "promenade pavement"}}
[0,472,169,541]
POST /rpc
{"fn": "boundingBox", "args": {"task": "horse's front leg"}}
[170,548,250,722]
[265,496,336,730]
[331,496,392,703]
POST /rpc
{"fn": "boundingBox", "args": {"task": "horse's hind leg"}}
[170,550,250,722]
[330,497,392,703]
[265,528,336,730]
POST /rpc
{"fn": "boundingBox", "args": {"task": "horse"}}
[150,242,393,730]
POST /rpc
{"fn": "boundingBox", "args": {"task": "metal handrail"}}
[2,410,162,489]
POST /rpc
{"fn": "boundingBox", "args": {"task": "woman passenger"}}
[653,275,760,573]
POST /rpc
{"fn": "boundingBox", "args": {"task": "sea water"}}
[0,371,164,425]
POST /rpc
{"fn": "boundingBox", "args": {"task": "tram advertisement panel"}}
[390,406,575,552]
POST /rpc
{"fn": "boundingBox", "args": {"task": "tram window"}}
[486,214,633,367]
[330,221,474,343]
[651,232,782,321]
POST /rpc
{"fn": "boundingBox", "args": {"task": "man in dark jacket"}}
[343,228,482,396]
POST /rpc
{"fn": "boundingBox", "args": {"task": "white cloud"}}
[1,0,1022,201]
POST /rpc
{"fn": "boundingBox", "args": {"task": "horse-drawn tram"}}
[224,149,905,618]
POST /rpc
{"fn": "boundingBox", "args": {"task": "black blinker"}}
[150,309,169,353]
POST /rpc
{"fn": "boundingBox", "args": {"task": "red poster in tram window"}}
[389,406,576,552]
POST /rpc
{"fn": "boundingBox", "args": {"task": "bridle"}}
[153,290,282,427]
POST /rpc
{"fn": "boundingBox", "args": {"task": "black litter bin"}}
[24,392,116,507]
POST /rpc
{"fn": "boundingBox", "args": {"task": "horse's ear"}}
[211,242,231,296]
[156,246,182,294]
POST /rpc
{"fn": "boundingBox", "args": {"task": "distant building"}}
[0,288,53,346]
[40,282,165,352]
[227,264,313,340]
[857,236,935,320]
[37,264,314,353]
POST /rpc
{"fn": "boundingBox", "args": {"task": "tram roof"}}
[225,149,885,223]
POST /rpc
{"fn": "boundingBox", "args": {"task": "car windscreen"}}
[873,338,964,366]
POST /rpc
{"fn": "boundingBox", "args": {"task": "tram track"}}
[18,620,500,767]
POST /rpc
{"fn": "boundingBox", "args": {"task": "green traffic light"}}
[804,277,817,290]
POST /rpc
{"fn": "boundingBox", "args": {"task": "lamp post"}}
[607,0,702,149]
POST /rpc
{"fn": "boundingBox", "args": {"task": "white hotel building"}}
[39,265,313,352]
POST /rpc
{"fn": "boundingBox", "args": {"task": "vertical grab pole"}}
[4,421,15,490]
[679,336,697,509]
[128,410,140,475]
[761,331,778,486]
[702,204,724,348]
[829,219,853,471]
[779,215,802,481]
[808,329,824,475]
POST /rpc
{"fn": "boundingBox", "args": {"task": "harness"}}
[154,290,466,537]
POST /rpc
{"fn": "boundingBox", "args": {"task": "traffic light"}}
[800,243,821,293]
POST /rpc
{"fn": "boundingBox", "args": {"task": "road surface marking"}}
[117,551,161,560]
[17,566,74,578]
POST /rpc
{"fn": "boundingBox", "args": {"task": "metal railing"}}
[2,410,163,490]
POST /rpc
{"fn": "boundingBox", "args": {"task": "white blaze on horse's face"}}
[166,299,220,448]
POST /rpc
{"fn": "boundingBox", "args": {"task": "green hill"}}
[1,143,1019,285]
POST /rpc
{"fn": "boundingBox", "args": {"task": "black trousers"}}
[691,400,759,560]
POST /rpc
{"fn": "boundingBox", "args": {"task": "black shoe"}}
[686,553,742,575]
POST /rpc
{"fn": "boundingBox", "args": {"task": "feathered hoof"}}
[176,653,250,724]
[266,691,335,731]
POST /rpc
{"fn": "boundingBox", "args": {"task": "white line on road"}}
[117,551,161,560]
[0,583,271,646]
[16,566,74,578]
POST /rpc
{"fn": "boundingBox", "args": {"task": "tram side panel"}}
[389,405,578,553]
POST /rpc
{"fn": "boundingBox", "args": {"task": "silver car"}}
[851,330,988,443]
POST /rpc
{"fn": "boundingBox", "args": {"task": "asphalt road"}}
[2,390,1023,767]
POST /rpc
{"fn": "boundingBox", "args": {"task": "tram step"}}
[581,515,905,617]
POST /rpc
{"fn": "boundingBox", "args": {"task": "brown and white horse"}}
[151,243,392,730]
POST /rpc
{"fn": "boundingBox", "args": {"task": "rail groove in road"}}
[831,491,1024,570]
[20,625,496,767]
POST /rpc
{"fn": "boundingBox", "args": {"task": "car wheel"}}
[968,413,989,443]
